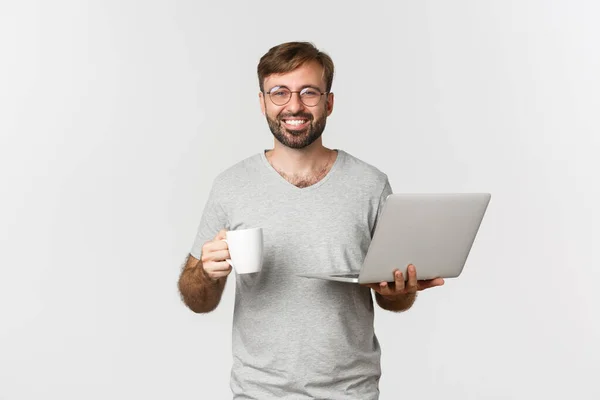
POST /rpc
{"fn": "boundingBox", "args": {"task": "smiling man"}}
[178,41,444,400]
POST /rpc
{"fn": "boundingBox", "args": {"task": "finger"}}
[374,281,388,296]
[417,278,445,290]
[394,269,405,292]
[203,239,229,253]
[431,278,445,287]
[202,249,230,263]
[214,229,228,241]
[208,268,232,279]
[406,264,418,291]
[205,261,232,272]
[416,279,433,290]
[417,281,435,290]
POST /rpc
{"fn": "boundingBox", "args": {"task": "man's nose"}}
[284,92,305,113]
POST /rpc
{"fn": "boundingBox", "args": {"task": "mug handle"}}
[221,239,234,268]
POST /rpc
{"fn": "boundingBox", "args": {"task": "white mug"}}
[222,227,263,274]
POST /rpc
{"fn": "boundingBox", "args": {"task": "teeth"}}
[284,120,307,125]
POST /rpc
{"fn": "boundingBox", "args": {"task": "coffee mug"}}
[222,227,263,274]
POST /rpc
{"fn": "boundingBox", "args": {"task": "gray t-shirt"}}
[190,149,393,400]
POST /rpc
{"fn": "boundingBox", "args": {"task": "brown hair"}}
[257,42,335,93]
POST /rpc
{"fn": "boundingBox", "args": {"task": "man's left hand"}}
[363,264,445,300]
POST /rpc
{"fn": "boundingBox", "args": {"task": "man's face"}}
[259,61,334,149]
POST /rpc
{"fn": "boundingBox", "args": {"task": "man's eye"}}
[302,90,319,96]
[272,91,288,97]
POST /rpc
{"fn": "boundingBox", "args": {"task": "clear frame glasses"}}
[266,86,328,107]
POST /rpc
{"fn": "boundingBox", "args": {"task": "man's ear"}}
[259,91,265,116]
[326,92,334,116]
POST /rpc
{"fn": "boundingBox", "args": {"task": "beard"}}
[266,110,327,149]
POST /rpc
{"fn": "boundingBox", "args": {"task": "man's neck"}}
[265,140,337,188]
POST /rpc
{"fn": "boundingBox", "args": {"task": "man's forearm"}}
[178,257,227,313]
[375,291,417,312]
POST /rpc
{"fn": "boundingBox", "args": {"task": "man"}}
[178,41,444,399]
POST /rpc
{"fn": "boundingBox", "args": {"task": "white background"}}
[1,1,598,399]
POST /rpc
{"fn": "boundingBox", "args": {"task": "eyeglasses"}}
[266,86,328,107]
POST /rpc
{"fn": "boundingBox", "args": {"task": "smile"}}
[282,119,310,129]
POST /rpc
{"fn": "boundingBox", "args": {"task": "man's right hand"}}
[200,229,232,281]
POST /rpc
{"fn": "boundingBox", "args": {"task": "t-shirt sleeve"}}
[189,179,229,259]
[371,177,393,238]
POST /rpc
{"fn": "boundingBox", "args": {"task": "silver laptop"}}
[297,193,491,284]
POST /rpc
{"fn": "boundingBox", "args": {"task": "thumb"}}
[214,229,228,241]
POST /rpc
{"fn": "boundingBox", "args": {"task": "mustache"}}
[278,113,313,121]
